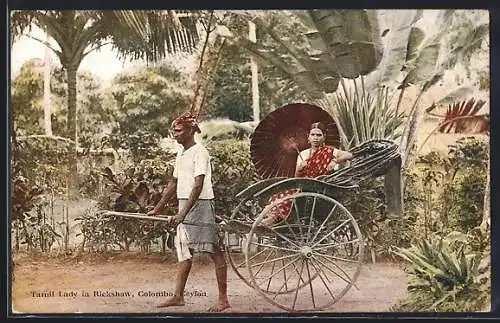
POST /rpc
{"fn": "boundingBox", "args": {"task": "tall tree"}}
[11,10,199,197]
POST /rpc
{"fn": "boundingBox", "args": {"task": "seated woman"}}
[261,122,353,226]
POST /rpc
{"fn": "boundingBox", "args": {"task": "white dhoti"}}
[174,223,192,262]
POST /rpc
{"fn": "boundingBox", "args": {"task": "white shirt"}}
[173,143,214,199]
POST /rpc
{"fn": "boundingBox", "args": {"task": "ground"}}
[11,252,409,314]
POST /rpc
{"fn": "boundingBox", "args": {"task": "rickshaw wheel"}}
[245,192,364,312]
[225,187,318,294]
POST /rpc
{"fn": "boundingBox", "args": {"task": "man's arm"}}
[147,178,177,215]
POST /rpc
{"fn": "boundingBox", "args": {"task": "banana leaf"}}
[365,10,423,91]
[307,10,383,79]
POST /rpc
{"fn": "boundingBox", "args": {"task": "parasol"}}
[250,103,340,178]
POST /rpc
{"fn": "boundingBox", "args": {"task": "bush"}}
[392,231,490,312]
[206,139,259,218]
[76,159,176,253]
[338,178,417,261]
[413,137,488,236]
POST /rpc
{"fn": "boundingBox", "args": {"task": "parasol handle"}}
[295,147,305,162]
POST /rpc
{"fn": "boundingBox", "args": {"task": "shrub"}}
[393,232,490,312]
[206,139,259,218]
[76,159,176,253]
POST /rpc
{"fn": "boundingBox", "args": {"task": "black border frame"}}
[3,1,499,321]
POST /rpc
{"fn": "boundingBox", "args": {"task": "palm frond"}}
[439,98,488,134]
[10,10,36,43]
[104,10,200,62]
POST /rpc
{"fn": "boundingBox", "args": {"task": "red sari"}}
[266,145,336,223]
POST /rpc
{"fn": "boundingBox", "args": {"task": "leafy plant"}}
[438,99,488,134]
[393,233,489,312]
[333,80,405,149]
[206,139,259,218]
[76,162,175,253]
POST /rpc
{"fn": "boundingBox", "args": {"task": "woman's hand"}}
[295,160,307,176]
[326,160,336,172]
[297,160,307,172]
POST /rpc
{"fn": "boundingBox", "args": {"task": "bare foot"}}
[207,301,230,312]
[156,297,185,308]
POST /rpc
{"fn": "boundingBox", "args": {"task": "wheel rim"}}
[225,196,270,290]
[245,192,364,312]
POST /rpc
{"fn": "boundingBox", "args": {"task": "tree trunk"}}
[66,64,79,198]
[400,86,426,171]
[480,143,490,231]
[43,42,53,136]
[190,35,226,117]
[249,21,260,122]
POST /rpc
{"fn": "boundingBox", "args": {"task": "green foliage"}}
[203,36,307,123]
[413,137,488,236]
[108,63,191,138]
[11,59,45,136]
[206,139,259,217]
[77,161,175,253]
[102,131,167,163]
[338,178,416,259]
[50,67,109,145]
[333,80,405,149]
[11,60,108,143]
[393,232,490,312]
[13,137,71,194]
[11,137,71,253]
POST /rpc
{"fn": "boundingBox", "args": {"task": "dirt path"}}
[11,253,409,314]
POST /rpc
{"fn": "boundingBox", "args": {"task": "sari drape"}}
[266,145,336,222]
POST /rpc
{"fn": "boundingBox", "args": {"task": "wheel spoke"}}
[291,261,307,285]
[264,225,301,249]
[312,255,353,285]
[292,198,305,242]
[256,256,300,287]
[236,248,268,268]
[313,238,360,251]
[310,204,337,243]
[312,218,352,248]
[254,249,276,277]
[309,258,336,302]
[249,241,298,253]
[305,260,316,309]
[306,196,317,243]
[311,251,360,264]
[292,259,305,310]
[282,259,288,293]
[266,254,277,292]
[250,252,296,268]
[271,267,298,300]
[313,252,356,283]
[281,209,300,242]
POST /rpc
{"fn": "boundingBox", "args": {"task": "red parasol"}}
[250,103,341,178]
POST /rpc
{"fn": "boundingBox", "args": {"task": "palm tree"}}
[11,10,200,197]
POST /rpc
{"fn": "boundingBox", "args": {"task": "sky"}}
[10,25,197,83]
[11,26,132,81]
